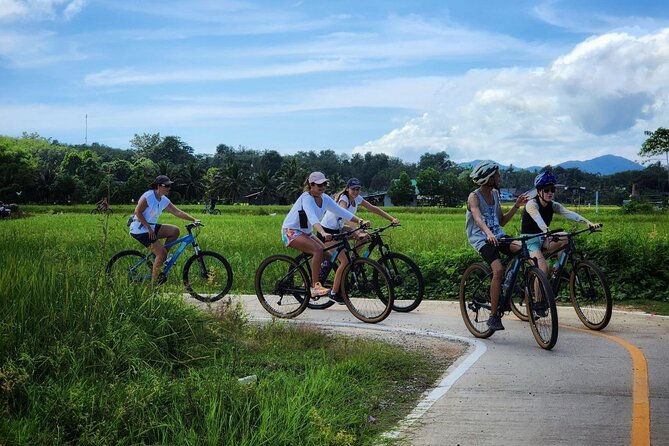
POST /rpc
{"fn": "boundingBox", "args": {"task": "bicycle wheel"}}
[459,263,494,338]
[526,267,558,350]
[506,262,529,321]
[341,258,394,323]
[570,260,612,330]
[378,252,424,312]
[106,250,151,285]
[255,254,310,318]
[183,251,233,302]
[91,208,100,214]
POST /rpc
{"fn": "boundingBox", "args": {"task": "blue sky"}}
[2,0,669,167]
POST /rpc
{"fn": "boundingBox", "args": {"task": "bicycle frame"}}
[129,225,202,279]
[356,223,396,259]
[544,227,599,296]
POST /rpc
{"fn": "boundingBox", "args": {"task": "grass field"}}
[1,204,668,443]
[0,207,453,444]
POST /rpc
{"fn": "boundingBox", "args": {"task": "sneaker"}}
[533,301,548,318]
[155,272,167,286]
[310,282,330,298]
[487,314,505,331]
[328,290,345,305]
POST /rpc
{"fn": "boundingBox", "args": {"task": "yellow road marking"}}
[562,324,650,446]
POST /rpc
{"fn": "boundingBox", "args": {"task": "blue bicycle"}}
[106,222,233,302]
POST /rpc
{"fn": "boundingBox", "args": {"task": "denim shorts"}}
[521,233,545,253]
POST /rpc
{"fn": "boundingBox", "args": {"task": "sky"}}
[2,0,669,168]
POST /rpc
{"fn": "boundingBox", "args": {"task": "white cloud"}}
[0,0,85,22]
[352,28,669,166]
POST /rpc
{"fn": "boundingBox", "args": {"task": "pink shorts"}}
[281,227,312,247]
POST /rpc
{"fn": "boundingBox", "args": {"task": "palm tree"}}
[252,169,275,205]
[179,161,205,202]
[218,163,249,203]
[276,158,307,203]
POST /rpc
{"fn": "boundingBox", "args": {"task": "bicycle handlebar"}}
[549,223,603,240]
[498,228,563,244]
[331,225,368,241]
[186,221,205,230]
[367,222,400,236]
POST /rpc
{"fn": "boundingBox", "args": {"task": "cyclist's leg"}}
[156,224,180,253]
[149,241,167,283]
[478,244,504,314]
[543,233,568,263]
[288,233,327,288]
[331,248,348,295]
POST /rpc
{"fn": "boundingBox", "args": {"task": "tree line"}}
[1,132,667,207]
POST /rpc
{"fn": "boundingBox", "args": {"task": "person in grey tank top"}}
[465,161,530,331]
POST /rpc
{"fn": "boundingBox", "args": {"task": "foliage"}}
[387,172,416,205]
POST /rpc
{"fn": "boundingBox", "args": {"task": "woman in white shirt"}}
[281,172,369,299]
[129,175,198,284]
[320,178,399,302]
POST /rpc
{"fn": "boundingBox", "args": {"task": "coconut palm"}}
[276,158,307,202]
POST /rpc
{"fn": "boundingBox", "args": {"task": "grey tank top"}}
[465,189,505,252]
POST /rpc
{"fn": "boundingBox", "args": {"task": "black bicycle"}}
[255,226,395,324]
[510,226,612,330]
[295,223,424,312]
[202,204,221,215]
[106,222,233,302]
[460,230,559,350]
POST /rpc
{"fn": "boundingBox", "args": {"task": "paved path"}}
[189,296,669,446]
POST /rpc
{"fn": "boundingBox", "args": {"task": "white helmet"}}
[470,160,500,186]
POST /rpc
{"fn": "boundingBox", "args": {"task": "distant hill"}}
[460,155,644,175]
[557,155,644,175]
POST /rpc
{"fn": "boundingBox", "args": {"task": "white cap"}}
[308,171,328,184]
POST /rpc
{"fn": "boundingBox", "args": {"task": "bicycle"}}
[106,222,233,302]
[294,223,424,312]
[91,205,112,215]
[509,226,612,330]
[459,230,559,350]
[255,226,395,323]
[202,204,221,215]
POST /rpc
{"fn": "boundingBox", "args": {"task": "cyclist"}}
[129,175,199,284]
[465,160,530,331]
[281,172,370,299]
[95,197,109,212]
[320,177,400,302]
[520,171,599,279]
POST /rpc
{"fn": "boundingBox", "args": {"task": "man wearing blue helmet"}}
[466,160,530,331]
[520,171,600,282]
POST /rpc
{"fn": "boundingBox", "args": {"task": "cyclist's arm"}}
[500,191,528,226]
[165,203,197,222]
[324,194,367,226]
[360,199,399,224]
[467,192,497,245]
[552,202,594,226]
[525,199,549,232]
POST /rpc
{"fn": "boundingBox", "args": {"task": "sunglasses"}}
[161,184,172,189]
[350,187,362,191]
[541,187,556,193]
[311,182,327,188]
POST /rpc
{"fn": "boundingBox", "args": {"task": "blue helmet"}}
[534,171,557,189]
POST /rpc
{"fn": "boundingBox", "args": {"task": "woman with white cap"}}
[319,178,400,302]
[281,172,370,299]
[129,175,198,284]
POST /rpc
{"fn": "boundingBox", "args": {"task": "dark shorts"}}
[478,238,514,265]
[316,226,341,243]
[131,224,163,247]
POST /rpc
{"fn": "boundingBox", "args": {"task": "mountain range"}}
[461,155,644,175]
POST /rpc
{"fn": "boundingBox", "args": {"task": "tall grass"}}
[0,225,443,444]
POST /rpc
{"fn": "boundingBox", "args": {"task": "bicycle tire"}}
[211,209,221,215]
[506,262,529,321]
[183,251,233,302]
[569,260,612,330]
[341,257,394,323]
[377,252,424,312]
[293,253,336,310]
[459,263,495,339]
[255,254,310,318]
[106,250,151,285]
[91,208,100,214]
[526,267,559,350]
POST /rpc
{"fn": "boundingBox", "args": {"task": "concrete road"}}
[189,296,668,446]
